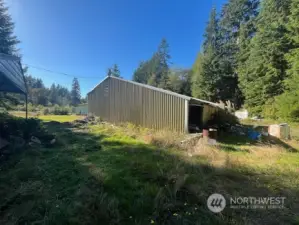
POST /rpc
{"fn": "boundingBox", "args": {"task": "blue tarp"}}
[0,53,27,94]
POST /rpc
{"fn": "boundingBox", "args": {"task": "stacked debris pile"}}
[73,115,103,126]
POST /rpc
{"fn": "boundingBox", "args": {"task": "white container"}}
[268,123,290,139]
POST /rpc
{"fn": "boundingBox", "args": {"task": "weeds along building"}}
[87,76,234,133]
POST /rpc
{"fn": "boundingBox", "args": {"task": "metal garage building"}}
[87,76,226,133]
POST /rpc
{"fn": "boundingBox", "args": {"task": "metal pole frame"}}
[19,61,28,120]
[25,93,28,119]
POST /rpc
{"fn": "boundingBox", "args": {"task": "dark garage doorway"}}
[188,104,203,133]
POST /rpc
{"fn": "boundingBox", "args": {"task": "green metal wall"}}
[88,77,186,132]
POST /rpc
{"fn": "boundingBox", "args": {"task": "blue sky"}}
[6,0,226,97]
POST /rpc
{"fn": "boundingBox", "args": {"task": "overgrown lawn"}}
[1,118,299,224]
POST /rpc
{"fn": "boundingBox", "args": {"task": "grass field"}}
[1,115,299,224]
[9,111,84,122]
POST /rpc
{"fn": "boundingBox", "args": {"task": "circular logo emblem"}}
[207,193,226,213]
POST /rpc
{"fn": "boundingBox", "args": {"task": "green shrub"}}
[265,91,299,122]
[43,108,50,115]
[262,98,278,120]
[52,105,70,115]
[16,104,26,111]
[0,113,44,140]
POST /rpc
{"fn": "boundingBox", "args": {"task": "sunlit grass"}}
[38,114,84,122]
[1,117,299,224]
[9,111,83,122]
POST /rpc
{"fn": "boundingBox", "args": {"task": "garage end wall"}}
[88,77,186,133]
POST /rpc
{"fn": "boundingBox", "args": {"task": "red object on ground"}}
[203,129,209,137]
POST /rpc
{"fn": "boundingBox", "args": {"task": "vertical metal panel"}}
[88,77,186,133]
[184,100,189,133]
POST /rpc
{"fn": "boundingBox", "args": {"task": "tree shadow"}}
[217,124,298,153]
[1,120,299,225]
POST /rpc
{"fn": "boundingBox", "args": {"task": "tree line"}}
[1,0,299,121]
[132,0,299,121]
[24,75,83,106]
[193,0,299,121]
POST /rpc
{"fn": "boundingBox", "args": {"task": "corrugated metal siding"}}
[88,77,186,132]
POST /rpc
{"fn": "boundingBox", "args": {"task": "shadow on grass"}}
[1,120,299,225]
[217,125,298,153]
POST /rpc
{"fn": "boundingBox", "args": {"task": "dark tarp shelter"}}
[0,53,27,118]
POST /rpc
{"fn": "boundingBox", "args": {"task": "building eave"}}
[87,76,219,107]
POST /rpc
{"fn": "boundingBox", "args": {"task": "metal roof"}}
[88,76,219,107]
[0,53,27,94]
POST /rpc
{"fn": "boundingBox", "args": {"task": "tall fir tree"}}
[192,7,220,101]
[132,61,149,83]
[167,68,192,96]
[107,68,113,77]
[111,64,121,77]
[0,0,20,55]
[133,39,171,89]
[238,0,291,114]
[284,0,299,92]
[148,38,171,89]
[71,78,81,106]
[270,0,299,120]
[49,84,58,105]
[218,0,259,107]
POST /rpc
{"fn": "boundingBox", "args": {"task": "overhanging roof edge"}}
[87,76,191,100]
[87,76,220,107]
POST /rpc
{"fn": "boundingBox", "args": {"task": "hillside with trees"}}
[190,0,298,121]
[130,0,299,121]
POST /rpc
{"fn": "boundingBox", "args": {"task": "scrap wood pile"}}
[0,113,56,161]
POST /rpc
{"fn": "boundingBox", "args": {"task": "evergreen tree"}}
[285,0,299,92]
[218,0,259,107]
[191,53,205,98]
[203,7,219,53]
[167,68,191,96]
[71,78,81,106]
[0,0,20,55]
[192,8,220,101]
[133,39,171,89]
[132,61,149,83]
[107,68,113,77]
[238,0,291,114]
[270,0,299,120]
[148,38,171,89]
[49,84,58,105]
[111,64,121,77]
